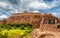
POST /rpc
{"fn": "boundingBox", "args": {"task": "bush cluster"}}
[0,23,32,38]
[0,23,32,30]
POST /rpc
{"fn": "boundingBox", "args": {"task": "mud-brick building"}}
[3,11,59,29]
[40,14,59,32]
[43,14,58,24]
[4,11,42,29]
[0,11,60,31]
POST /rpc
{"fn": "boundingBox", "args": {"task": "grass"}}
[0,28,32,38]
[0,23,32,38]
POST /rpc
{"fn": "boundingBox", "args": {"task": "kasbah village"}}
[0,11,60,38]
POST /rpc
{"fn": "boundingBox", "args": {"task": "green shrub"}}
[0,23,32,38]
[56,24,60,28]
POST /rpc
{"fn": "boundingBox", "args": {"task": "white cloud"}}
[28,1,47,9]
[0,0,59,13]
[0,0,60,12]
[0,0,60,19]
[14,0,60,12]
[48,0,60,8]
[32,11,40,13]
[0,1,23,13]
[52,12,60,18]
[28,0,60,10]
[0,1,8,8]
[0,15,8,18]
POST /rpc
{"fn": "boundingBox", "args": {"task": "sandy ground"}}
[29,29,60,38]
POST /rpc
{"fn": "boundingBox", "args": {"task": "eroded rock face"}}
[29,29,60,38]
[39,34,55,38]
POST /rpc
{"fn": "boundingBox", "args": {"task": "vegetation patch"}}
[0,23,32,38]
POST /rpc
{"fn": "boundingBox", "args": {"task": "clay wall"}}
[58,18,60,24]
[40,24,60,32]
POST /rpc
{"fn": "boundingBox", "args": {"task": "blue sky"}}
[0,0,60,20]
